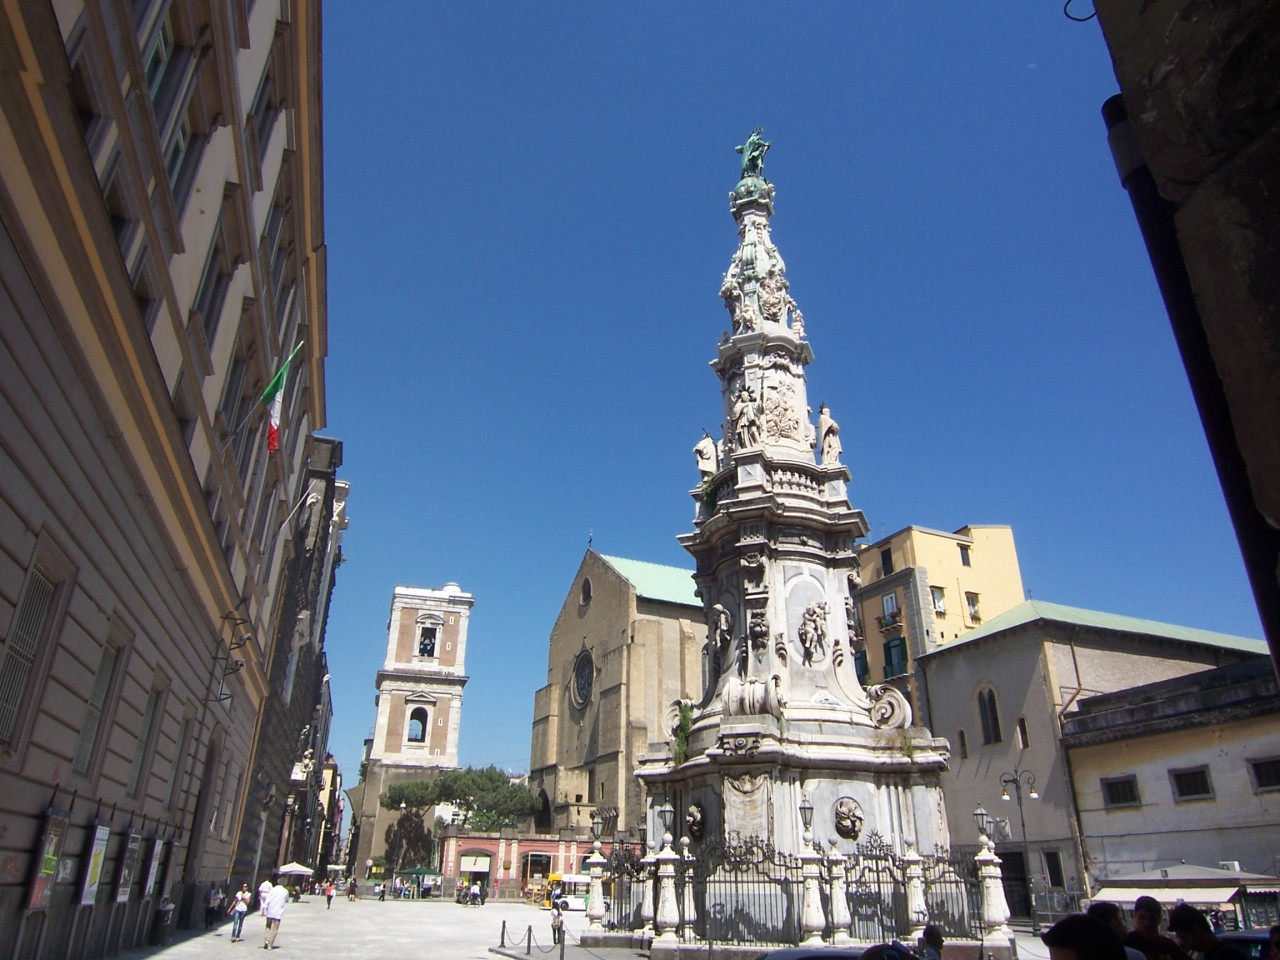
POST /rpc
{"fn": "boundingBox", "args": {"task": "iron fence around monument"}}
[629,831,984,948]
[920,846,983,940]
[686,836,805,946]
[844,833,911,942]
[841,834,982,944]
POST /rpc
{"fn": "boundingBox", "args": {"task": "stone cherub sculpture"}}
[798,601,829,664]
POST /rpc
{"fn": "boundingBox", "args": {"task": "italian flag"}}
[262,342,303,453]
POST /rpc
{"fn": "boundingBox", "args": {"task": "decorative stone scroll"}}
[723,675,784,718]
[865,684,913,729]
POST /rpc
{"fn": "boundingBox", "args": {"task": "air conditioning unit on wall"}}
[1220,860,1242,872]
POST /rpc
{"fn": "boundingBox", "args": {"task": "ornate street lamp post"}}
[654,800,680,944]
[586,809,608,931]
[798,792,825,945]
[1000,768,1040,934]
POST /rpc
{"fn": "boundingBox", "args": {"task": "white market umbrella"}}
[277,862,314,877]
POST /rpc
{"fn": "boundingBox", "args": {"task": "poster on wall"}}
[80,823,111,906]
[115,833,141,903]
[141,839,165,899]
[26,807,70,911]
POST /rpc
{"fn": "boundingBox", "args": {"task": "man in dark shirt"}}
[1127,896,1193,960]
[1166,903,1249,960]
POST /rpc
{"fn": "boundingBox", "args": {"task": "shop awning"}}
[1092,885,1241,905]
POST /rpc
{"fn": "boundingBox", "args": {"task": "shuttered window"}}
[73,644,119,776]
[127,690,161,798]
[0,569,57,747]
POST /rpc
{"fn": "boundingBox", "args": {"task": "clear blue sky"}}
[318,4,1263,795]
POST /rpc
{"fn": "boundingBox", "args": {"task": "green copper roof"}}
[598,554,701,608]
[936,599,1266,656]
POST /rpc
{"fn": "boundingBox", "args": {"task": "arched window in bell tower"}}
[407,707,428,743]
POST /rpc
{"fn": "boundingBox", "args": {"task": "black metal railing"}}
[686,836,804,946]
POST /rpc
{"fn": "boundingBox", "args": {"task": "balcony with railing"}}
[875,609,903,633]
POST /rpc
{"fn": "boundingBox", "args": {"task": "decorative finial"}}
[735,126,770,181]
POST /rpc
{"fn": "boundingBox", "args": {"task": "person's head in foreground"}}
[859,941,916,960]
[922,924,945,951]
[1086,901,1130,941]
[1041,913,1127,960]
[1166,903,1217,954]
[1132,895,1163,937]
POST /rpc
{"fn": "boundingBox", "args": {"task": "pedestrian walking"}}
[550,904,563,944]
[228,883,251,941]
[262,876,289,949]
[205,882,225,929]
[325,881,335,909]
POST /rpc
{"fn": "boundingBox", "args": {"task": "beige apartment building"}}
[528,551,704,838]
[0,1,327,955]
[1061,658,1280,883]
[346,584,472,873]
[850,524,1024,724]
[919,601,1267,919]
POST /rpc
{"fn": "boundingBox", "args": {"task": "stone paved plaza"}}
[109,894,1054,960]
[114,896,632,960]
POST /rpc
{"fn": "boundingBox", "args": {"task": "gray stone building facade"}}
[0,1,330,955]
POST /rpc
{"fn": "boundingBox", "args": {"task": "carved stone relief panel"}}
[723,772,772,840]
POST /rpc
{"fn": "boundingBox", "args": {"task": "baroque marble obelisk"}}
[638,130,951,863]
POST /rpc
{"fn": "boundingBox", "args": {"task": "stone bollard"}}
[654,831,681,945]
[826,840,851,945]
[975,834,1013,945]
[904,843,928,945]
[799,828,825,946]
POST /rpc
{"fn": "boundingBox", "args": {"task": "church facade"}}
[528,551,705,839]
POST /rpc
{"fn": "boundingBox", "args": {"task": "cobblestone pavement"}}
[113,895,1051,960]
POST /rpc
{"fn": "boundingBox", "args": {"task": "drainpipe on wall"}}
[1055,639,1091,897]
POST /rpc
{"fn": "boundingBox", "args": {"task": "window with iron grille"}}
[0,568,57,748]
[1101,775,1140,808]
[1249,757,1280,792]
[1170,766,1214,801]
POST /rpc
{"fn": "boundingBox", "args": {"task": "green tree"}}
[381,767,541,833]
[379,782,437,872]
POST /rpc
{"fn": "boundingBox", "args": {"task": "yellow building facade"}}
[850,524,1024,726]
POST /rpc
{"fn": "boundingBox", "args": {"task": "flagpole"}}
[217,340,304,456]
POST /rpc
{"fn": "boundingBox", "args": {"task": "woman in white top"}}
[228,883,251,941]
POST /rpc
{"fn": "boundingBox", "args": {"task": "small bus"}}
[548,874,598,911]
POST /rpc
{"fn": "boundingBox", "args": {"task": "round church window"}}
[571,650,594,707]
